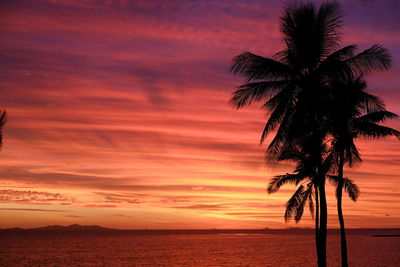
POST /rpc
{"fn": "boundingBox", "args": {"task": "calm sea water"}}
[0,231,399,266]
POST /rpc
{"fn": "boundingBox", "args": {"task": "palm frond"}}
[230,52,292,81]
[316,45,356,78]
[346,45,392,77]
[294,185,313,222]
[320,58,355,81]
[355,111,398,124]
[327,175,340,186]
[278,146,304,162]
[317,1,343,55]
[325,45,357,61]
[342,177,360,202]
[260,89,295,144]
[264,105,300,164]
[358,91,385,113]
[285,185,305,222]
[342,77,385,113]
[330,175,360,202]
[230,80,288,109]
[279,1,343,69]
[267,173,305,194]
[353,121,400,139]
[262,82,297,112]
[308,185,314,218]
[322,151,335,173]
[344,141,362,166]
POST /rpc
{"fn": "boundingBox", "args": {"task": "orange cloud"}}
[0,0,399,229]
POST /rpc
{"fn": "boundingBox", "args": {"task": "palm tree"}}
[267,132,362,267]
[230,1,391,266]
[328,78,399,267]
[267,139,331,259]
[0,110,6,149]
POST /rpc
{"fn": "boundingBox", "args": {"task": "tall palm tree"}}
[230,1,391,266]
[328,78,399,267]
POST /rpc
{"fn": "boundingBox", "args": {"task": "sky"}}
[0,0,399,229]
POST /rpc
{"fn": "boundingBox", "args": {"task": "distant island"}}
[0,224,114,232]
[31,224,111,231]
[1,225,400,237]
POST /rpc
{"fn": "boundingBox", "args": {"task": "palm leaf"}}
[316,1,343,56]
[344,141,362,166]
[354,111,398,124]
[328,175,340,186]
[260,86,296,144]
[329,175,360,202]
[353,121,400,139]
[314,45,355,81]
[325,45,356,61]
[308,185,314,218]
[265,117,294,165]
[285,185,305,222]
[357,91,385,113]
[230,80,288,109]
[346,45,392,77]
[230,52,293,81]
[295,184,314,222]
[267,173,305,194]
[342,177,360,202]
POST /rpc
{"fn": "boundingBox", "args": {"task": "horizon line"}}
[3,224,400,231]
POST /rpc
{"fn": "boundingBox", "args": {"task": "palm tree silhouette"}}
[327,78,399,267]
[267,138,332,258]
[230,1,391,266]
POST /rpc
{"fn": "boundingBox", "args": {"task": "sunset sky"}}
[0,0,399,229]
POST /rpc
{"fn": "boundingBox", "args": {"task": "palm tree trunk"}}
[315,186,320,263]
[337,154,348,267]
[318,180,328,267]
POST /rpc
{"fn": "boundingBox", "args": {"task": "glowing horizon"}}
[0,0,399,230]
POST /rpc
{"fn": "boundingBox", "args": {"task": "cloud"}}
[173,204,227,210]
[0,189,70,205]
[0,207,65,212]
[82,204,117,208]
[95,192,141,204]
[111,214,137,218]
[0,0,399,229]
[65,215,86,218]
[226,212,284,219]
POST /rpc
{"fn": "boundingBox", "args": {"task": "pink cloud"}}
[0,0,398,229]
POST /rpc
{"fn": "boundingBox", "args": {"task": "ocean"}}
[0,230,399,266]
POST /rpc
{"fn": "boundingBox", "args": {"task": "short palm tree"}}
[328,78,399,267]
[267,139,329,258]
[230,2,391,266]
